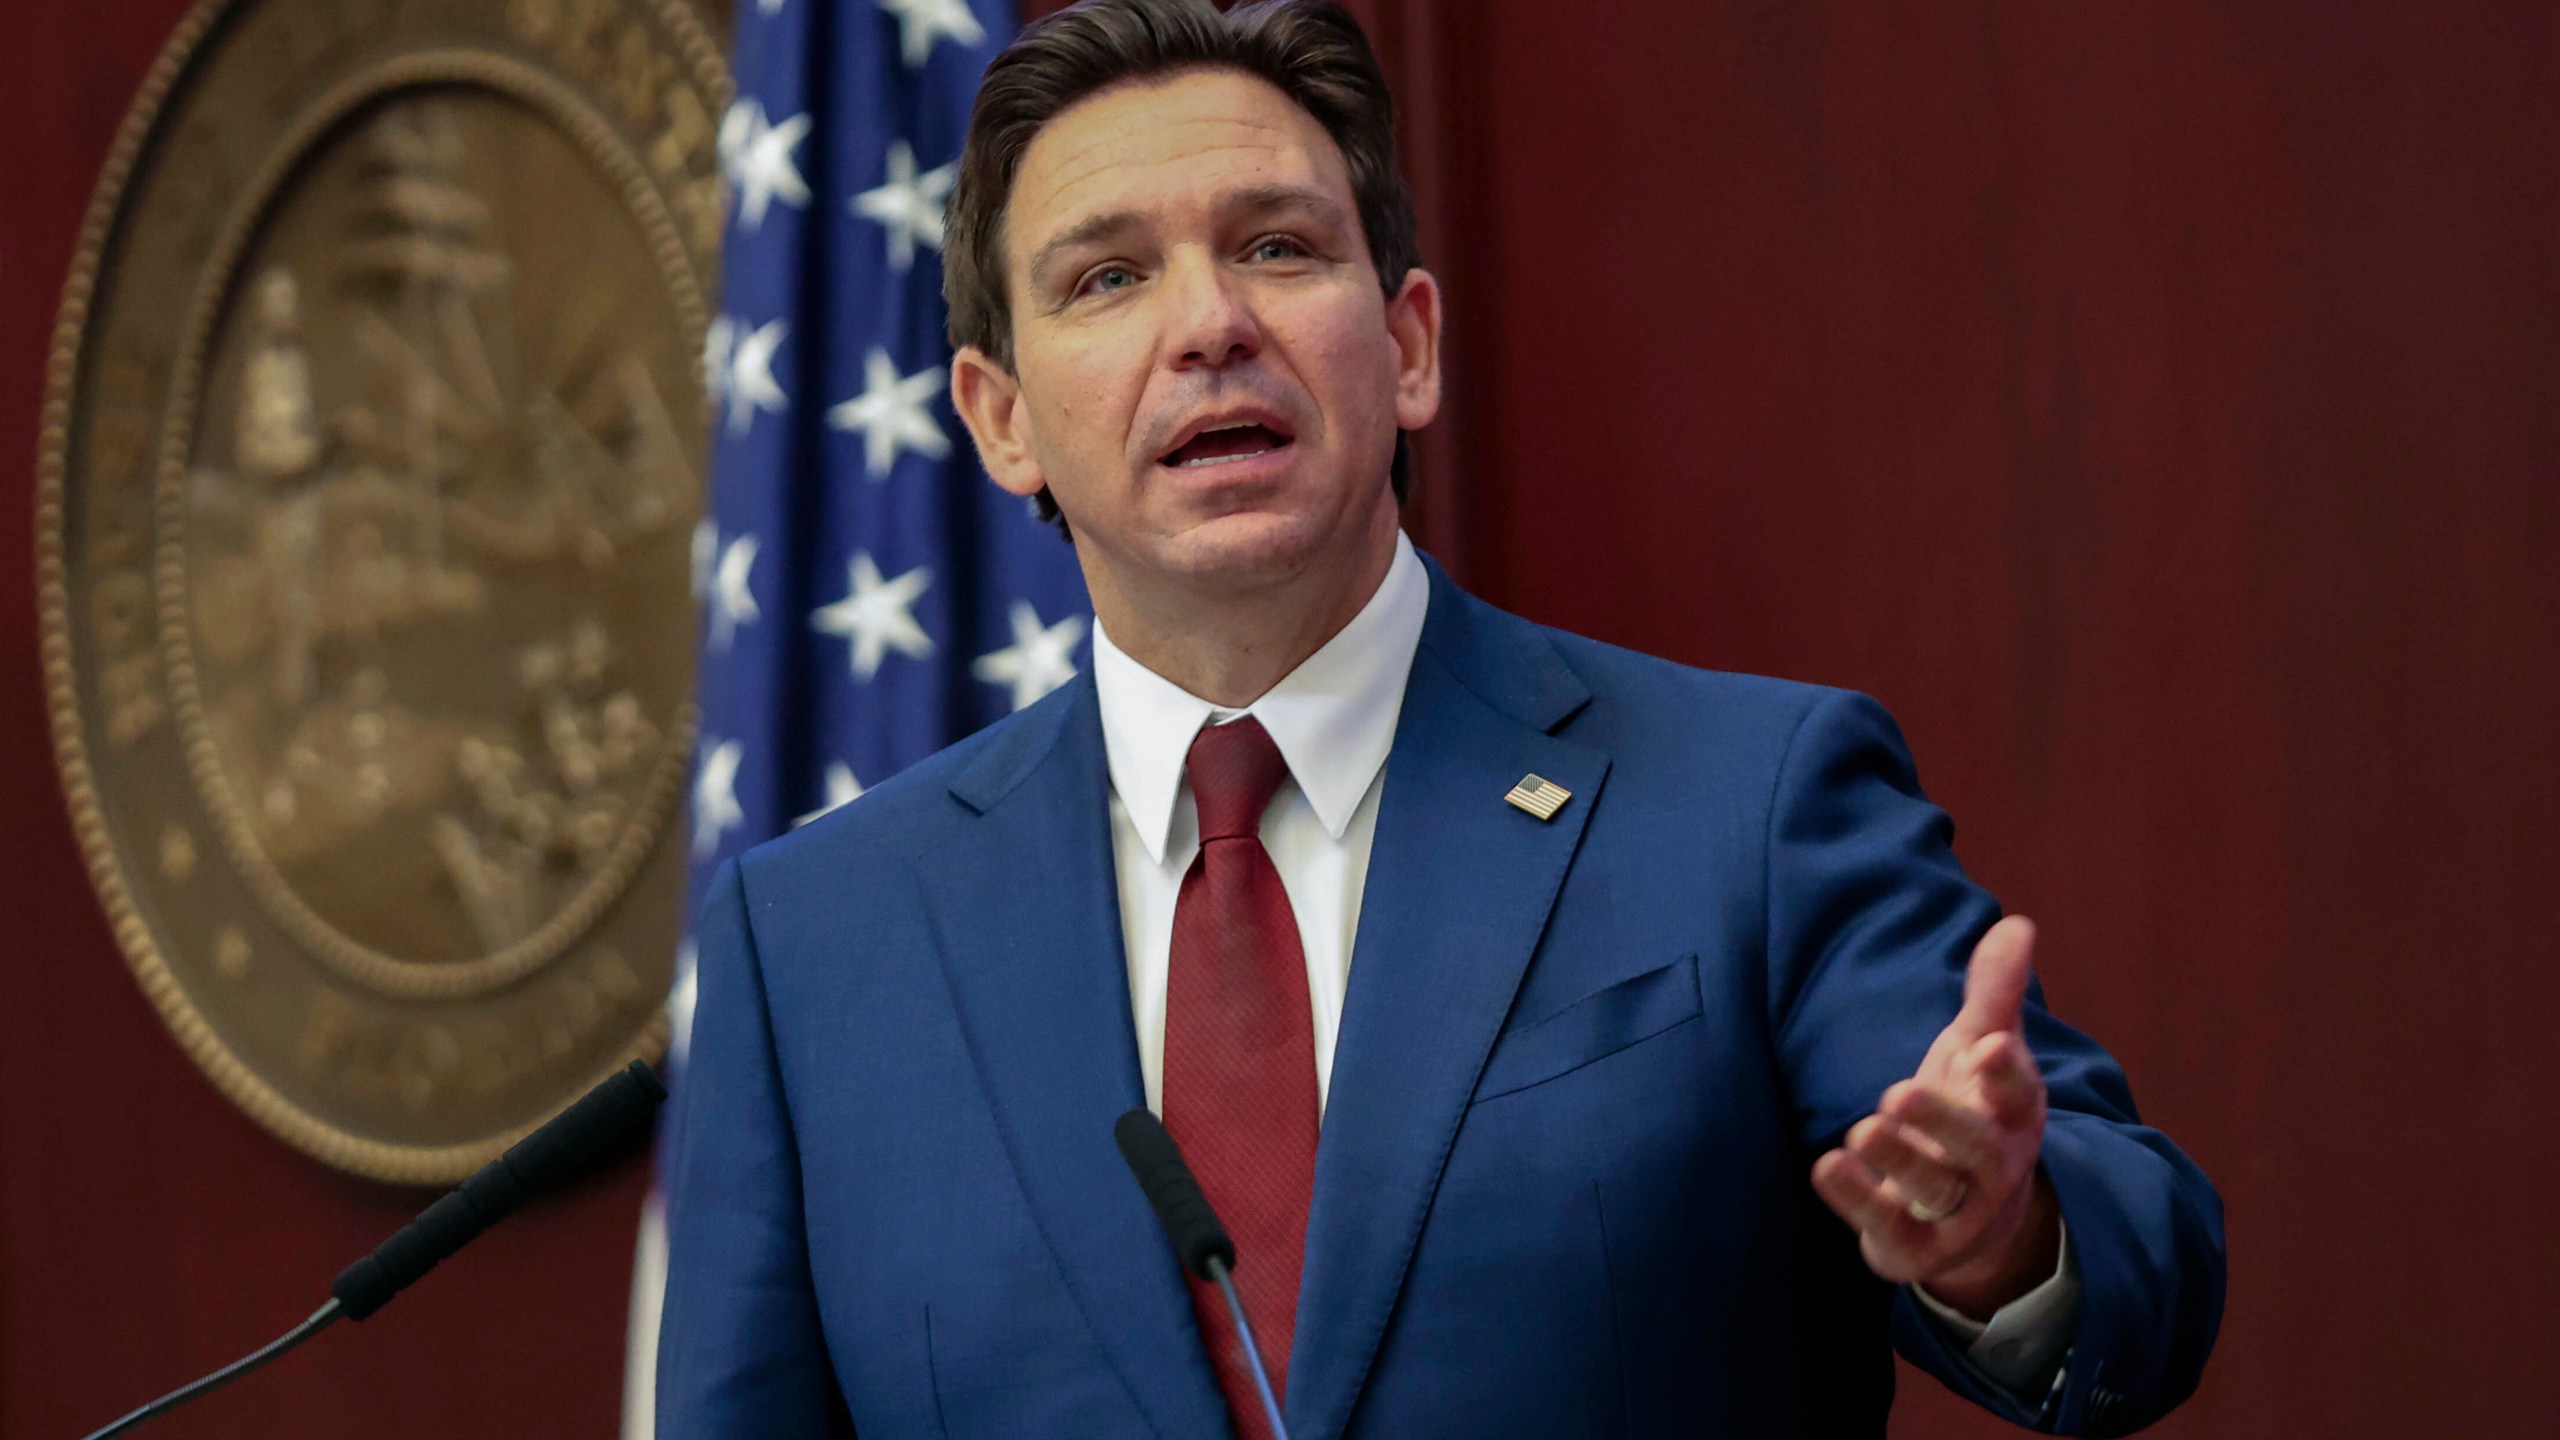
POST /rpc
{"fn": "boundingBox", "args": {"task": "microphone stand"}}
[1202,1254,1290,1440]
[80,1302,342,1440]
[69,1061,663,1440]
[1114,1109,1295,1440]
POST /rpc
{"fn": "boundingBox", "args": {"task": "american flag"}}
[623,1,1090,1430]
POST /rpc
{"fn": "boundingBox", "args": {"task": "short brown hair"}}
[944,0,1422,513]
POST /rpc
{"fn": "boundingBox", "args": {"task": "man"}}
[657,2,2224,1436]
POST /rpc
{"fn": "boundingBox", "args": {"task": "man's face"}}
[953,67,1439,599]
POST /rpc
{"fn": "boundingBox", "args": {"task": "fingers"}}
[1880,1081,2009,1175]
[1809,1146,1948,1283]
[1818,919,2052,1293]
[1810,1148,1908,1238]
[1952,915,2037,1043]
[1846,1113,1970,1217]
[1965,1028,2046,1125]
[1810,1145,1877,1221]
[1903,1027,2045,1133]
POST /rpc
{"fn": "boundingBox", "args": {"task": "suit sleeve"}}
[1763,690,2225,1436]
[656,857,857,1439]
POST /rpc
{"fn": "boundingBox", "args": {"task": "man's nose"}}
[1161,251,1262,370]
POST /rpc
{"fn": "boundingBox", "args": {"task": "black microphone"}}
[331,1059,666,1317]
[78,1060,666,1440]
[1114,1109,1293,1440]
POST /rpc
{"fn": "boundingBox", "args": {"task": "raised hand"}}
[1809,915,2060,1318]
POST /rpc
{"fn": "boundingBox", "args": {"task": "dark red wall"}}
[0,4,655,1437]
[7,2,2555,1437]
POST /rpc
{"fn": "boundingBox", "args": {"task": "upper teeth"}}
[1170,423,1279,467]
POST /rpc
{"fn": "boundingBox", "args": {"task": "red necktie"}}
[1162,716,1318,1440]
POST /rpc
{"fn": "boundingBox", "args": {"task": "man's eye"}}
[1250,237,1306,262]
[1078,264,1137,297]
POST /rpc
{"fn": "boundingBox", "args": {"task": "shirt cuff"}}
[1912,1216,2082,1392]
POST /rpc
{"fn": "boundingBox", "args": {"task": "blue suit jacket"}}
[659,559,2223,1439]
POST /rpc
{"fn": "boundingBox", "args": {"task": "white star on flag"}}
[853,140,957,272]
[811,552,935,679]
[692,739,746,857]
[709,534,762,650]
[703,315,736,409]
[727,319,790,434]
[691,517,719,604]
[795,763,865,827]
[827,347,950,477]
[720,99,812,233]
[877,0,985,68]
[972,601,1087,712]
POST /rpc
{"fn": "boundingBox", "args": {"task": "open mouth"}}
[1159,422,1293,469]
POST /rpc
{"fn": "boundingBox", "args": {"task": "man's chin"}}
[1149,509,1335,591]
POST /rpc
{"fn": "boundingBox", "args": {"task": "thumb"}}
[1953,914,2037,1042]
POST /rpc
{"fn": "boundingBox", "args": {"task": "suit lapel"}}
[922,673,1232,1440]
[1285,566,1611,1440]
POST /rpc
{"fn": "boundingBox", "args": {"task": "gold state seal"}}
[38,0,731,1182]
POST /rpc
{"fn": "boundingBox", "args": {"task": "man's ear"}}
[950,346,1044,499]
[1385,268,1444,433]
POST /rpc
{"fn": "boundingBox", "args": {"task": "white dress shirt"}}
[1095,531,1430,1117]
[1088,528,2078,1392]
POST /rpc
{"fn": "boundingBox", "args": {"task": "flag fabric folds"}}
[624,2,1089,1431]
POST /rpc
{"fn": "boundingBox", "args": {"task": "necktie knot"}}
[1186,716,1289,843]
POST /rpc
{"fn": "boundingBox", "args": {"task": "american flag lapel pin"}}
[1504,773,1572,821]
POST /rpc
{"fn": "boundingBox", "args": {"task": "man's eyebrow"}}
[1023,185,1354,293]
[1027,211,1143,293]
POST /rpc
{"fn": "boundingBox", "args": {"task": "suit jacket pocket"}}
[1474,954,1703,1103]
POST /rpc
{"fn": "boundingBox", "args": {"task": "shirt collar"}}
[1091,530,1429,864]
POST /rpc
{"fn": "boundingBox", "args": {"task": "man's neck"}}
[1088,505,1402,709]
